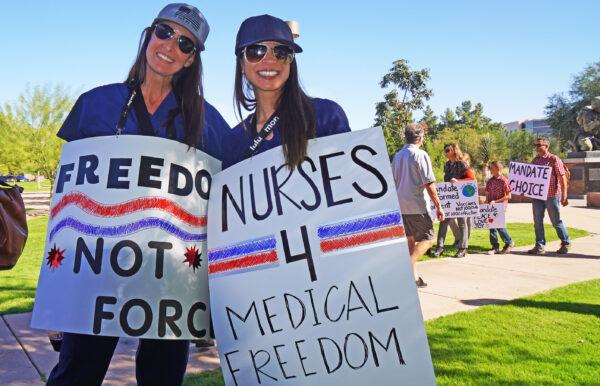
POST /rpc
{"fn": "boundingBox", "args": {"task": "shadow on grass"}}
[461,298,507,306]
[511,250,600,260]
[510,299,600,317]
[460,298,600,317]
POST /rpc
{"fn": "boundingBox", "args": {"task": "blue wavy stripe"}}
[49,217,206,242]
[208,236,276,262]
[318,211,401,239]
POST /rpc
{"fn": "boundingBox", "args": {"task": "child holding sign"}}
[484,161,514,254]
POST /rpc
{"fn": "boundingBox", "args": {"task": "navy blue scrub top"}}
[58,83,230,161]
[221,98,351,169]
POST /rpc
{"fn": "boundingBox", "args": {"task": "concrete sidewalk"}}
[1,201,598,385]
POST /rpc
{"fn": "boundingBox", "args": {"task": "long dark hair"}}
[127,24,205,148]
[234,57,315,169]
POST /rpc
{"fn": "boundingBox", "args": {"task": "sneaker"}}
[453,248,466,258]
[527,246,545,255]
[430,246,445,257]
[556,243,571,254]
[500,244,514,254]
[415,277,428,288]
[487,248,501,255]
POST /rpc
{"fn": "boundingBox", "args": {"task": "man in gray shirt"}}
[391,123,445,288]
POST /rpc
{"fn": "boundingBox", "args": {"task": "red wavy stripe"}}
[51,192,206,227]
[208,250,278,275]
[320,225,405,253]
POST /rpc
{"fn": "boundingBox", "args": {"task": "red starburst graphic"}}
[47,244,66,271]
[183,245,202,272]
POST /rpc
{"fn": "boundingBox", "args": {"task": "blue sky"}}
[2,1,599,129]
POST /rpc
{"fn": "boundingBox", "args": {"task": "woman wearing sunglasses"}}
[221,14,351,170]
[46,4,229,386]
[430,143,471,259]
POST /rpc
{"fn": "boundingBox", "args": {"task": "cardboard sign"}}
[508,161,551,200]
[31,136,220,339]
[433,181,479,219]
[473,203,506,229]
[207,128,436,386]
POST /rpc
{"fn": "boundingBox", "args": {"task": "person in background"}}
[528,137,571,254]
[484,161,514,254]
[392,123,445,288]
[221,14,350,170]
[449,152,475,248]
[431,143,469,258]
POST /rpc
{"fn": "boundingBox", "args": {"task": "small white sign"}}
[208,128,436,386]
[432,181,480,219]
[473,203,507,229]
[31,135,220,339]
[508,161,551,200]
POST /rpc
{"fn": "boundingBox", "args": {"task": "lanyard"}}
[116,81,177,139]
[248,111,280,156]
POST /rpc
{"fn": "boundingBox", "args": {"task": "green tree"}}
[546,59,600,150]
[2,84,73,183]
[419,105,439,136]
[375,59,433,157]
[507,129,537,162]
[0,112,30,175]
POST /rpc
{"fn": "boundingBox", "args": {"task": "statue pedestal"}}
[565,150,600,207]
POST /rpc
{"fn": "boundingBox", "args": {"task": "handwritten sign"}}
[31,136,220,339]
[473,203,506,229]
[207,128,436,386]
[432,181,479,218]
[508,161,551,200]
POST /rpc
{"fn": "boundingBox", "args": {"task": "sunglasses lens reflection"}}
[154,23,195,54]
[154,23,173,40]
[245,45,268,63]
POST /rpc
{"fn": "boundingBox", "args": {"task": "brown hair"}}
[489,160,503,169]
[443,143,464,161]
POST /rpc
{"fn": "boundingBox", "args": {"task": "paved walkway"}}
[1,201,598,385]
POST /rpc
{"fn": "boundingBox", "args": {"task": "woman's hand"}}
[449,178,458,183]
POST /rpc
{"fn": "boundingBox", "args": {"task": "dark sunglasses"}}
[153,23,196,54]
[534,143,546,147]
[243,44,295,64]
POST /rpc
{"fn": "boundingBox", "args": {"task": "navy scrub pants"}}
[46,332,189,386]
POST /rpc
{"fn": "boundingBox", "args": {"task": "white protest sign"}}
[208,127,436,386]
[433,181,479,218]
[473,203,506,229]
[508,161,551,200]
[31,135,219,339]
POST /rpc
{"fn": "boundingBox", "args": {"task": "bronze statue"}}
[576,96,600,151]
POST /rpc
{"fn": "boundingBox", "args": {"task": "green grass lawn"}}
[0,216,47,314]
[16,180,52,192]
[184,279,600,385]
[428,279,600,385]
[427,223,589,258]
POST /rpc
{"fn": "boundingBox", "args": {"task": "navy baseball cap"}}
[154,3,210,51]
[235,14,302,56]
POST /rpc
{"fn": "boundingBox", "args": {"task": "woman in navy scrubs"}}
[221,14,351,170]
[47,4,229,386]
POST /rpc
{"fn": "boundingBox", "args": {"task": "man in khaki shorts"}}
[391,123,445,288]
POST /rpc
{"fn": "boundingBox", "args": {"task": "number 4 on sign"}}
[280,226,317,282]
